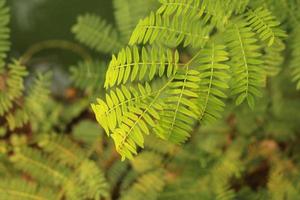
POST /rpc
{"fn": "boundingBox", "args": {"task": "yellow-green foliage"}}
[92,0,287,159]
[1,0,300,200]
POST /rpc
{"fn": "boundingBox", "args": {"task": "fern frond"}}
[130,151,162,173]
[6,109,28,130]
[25,72,52,128]
[38,135,109,199]
[195,42,230,124]
[75,160,109,199]
[210,144,242,200]
[154,67,200,143]
[263,39,285,76]
[0,179,57,200]
[157,0,205,19]
[10,148,70,186]
[72,120,103,144]
[120,169,165,200]
[0,0,10,69]
[10,145,109,200]
[157,0,249,30]
[5,72,51,131]
[110,82,166,160]
[70,60,105,93]
[37,134,86,167]
[104,45,179,88]
[226,0,250,14]
[113,0,159,42]
[291,28,300,90]
[92,82,156,135]
[72,13,123,53]
[201,0,250,29]
[107,160,129,189]
[129,11,210,48]
[201,0,232,28]
[245,7,287,46]
[267,164,300,200]
[144,134,176,155]
[226,19,265,109]
[0,60,28,116]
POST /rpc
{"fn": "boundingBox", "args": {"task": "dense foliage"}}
[1,0,300,199]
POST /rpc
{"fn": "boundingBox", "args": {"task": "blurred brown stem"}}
[20,40,92,65]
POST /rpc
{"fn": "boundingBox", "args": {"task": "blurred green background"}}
[9,0,113,57]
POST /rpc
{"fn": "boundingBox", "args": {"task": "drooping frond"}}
[0,179,57,200]
[5,72,51,131]
[154,67,200,143]
[72,13,123,53]
[75,160,109,200]
[110,82,166,160]
[96,58,201,159]
[120,170,165,200]
[104,45,179,88]
[107,160,129,189]
[0,60,28,116]
[92,83,156,135]
[129,11,211,48]
[0,0,10,69]
[245,7,287,46]
[226,19,265,109]
[263,39,285,76]
[113,0,159,42]
[24,72,52,127]
[70,60,105,93]
[195,42,230,124]
[248,0,291,23]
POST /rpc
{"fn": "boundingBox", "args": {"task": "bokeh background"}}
[9,0,112,56]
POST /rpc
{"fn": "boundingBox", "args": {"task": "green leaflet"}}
[92,83,157,136]
[120,169,165,200]
[226,19,265,109]
[129,11,211,48]
[0,179,58,200]
[70,61,105,93]
[195,42,230,124]
[0,0,10,69]
[113,0,160,42]
[0,60,28,116]
[91,0,288,160]
[245,7,287,46]
[263,39,285,77]
[157,0,205,19]
[9,136,109,200]
[154,67,200,143]
[104,46,179,88]
[291,28,300,90]
[111,82,167,160]
[72,13,123,53]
